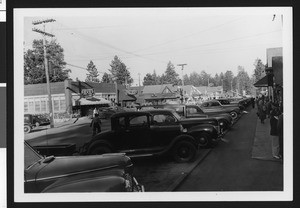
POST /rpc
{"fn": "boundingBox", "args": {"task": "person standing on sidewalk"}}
[93,107,98,118]
[258,98,266,123]
[277,111,283,159]
[269,103,281,159]
[251,97,255,108]
[90,113,102,136]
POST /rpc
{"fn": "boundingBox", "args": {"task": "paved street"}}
[175,106,283,191]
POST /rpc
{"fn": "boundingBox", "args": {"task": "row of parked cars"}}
[24,97,252,193]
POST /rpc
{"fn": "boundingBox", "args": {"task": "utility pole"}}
[177,64,187,104]
[177,64,187,87]
[32,19,56,128]
[230,80,233,97]
[138,73,141,87]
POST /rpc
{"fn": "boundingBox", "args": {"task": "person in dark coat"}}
[258,98,266,123]
[269,103,281,159]
[90,113,102,136]
[251,97,255,108]
[277,112,283,159]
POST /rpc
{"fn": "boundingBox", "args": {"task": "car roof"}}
[111,111,151,118]
[144,109,175,114]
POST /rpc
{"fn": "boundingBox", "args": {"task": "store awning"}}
[254,75,269,87]
[75,97,111,106]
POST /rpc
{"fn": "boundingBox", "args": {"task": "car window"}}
[118,117,126,128]
[186,107,198,115]
[202,103,209,107]
[25,143,42,169]
[153,114,176,125]
[129,115,148,127]
[211,102,220,107]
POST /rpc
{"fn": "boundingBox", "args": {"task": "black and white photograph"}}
[14,7,293,202]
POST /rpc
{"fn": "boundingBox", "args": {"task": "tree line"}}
[24,39,266,95]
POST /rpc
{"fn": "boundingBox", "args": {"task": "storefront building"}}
[24,80,118,117]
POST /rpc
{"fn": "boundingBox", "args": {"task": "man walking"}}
[90,113,101,136]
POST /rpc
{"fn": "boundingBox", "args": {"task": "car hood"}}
[36,153,132,181]
[179,117,218,126]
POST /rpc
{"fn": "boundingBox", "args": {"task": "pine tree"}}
[85,61,100,82]
[109,55,133,85]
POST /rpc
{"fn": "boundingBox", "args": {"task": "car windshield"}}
[171,111,182,121]
[24,142,43,169]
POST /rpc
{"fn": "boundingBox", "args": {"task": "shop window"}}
[28,101,34,113]
[60,99,66,111]
[24,102,28,113]
[53,100,60,112]
[41,100,46,112]
[35,100,41,112]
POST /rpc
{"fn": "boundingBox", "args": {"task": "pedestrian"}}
[251,97,255,108]
[269,103,281,159]
[258,98,266,123]
[93,107,98,117]
[277,111,283,159]
[90,113,102,136]
[265,98,272,118]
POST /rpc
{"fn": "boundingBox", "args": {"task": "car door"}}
[150,112,182,147]
[124,114,152,151]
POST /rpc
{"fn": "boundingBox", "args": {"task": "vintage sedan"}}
[24,114,50,133]
[24,141,144,193]
[215,98,245,110]
[81,110,219,163]
[144,104,233,131]
[199,100,241,120]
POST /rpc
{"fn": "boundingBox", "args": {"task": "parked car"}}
[199,100,241,120]
[80,110,219,163]
[24,114,50,133]
[24,141,144,193]
[142,104,233,131]
[215,98,244,110]
[230,97,252,109]
[98,107,125,119]
[148,109,221,148]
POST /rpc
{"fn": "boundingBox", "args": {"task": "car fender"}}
[162,134,197,155]
[42,175,127,192]
[187,124,216,134]
[87,140,114,154]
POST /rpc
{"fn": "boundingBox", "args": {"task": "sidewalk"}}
[251,116,282,162]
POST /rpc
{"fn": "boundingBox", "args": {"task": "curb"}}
[167,148,212,191]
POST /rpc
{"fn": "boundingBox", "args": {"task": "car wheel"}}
[24,125,31,134]
[230,111,238,120]
[35,122,40,127]
[90,146,112,155]
[172,141,197,163]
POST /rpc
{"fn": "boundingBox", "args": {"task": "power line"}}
[66,63,106,74]
[55,21,168,64]
[136,29,282,57]
[132,17,246,53]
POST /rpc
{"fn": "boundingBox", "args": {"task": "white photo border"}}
[14,7,293,202]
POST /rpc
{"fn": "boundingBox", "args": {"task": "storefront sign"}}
[81,88,95,98]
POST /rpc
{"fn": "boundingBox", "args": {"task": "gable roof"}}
[70,82,116,94]
[142,84,175,94]
[24,82,65,96]
[196,86,223,94]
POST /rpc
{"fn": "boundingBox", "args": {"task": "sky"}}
[23,8,284,86]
